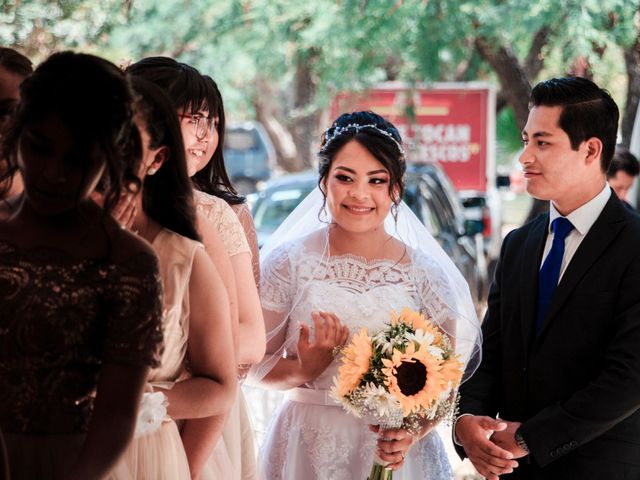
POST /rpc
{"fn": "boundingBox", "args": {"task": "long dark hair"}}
[1,51,140,210]
[126,57,244,205]
[191,75,243,205]
[130,76,201,242]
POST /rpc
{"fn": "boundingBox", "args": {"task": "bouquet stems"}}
[368,461,394,480]
[367,415,402,480]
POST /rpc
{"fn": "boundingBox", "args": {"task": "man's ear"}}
[584,137,603,168]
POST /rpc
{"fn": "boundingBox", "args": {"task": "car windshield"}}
[226,129,257,150]
[253,187,314,232]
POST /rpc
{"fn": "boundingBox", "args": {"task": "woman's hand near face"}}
[297,312,350,382]
[91,190,137,230]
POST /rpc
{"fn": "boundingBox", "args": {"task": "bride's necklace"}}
[327,227,407,266]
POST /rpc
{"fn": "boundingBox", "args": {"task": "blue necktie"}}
[536,217,574,333]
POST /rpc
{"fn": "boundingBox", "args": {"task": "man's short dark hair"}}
[530,77,619,172]
[607,146,640,179]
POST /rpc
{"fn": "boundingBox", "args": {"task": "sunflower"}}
[381,343,446,416]
[392,308,443,344]
[336,328,373,396]
[440,354,464,386]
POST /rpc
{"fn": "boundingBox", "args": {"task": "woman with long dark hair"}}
[0,51,164,480]
[111,76,237,479]
[195,74,260,283]
[127,57,265,480]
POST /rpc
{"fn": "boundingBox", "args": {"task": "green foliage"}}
[1,0,637,122]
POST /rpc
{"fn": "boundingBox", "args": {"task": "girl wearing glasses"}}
[111,76,237,480]
[127,57,265,480]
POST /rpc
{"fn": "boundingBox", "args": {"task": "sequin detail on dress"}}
[0,240,164,434]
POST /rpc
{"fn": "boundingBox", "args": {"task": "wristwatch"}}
[514,428,530,453]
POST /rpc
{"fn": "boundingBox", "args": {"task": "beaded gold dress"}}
[0,239,164,480]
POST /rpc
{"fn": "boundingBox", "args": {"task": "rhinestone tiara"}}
[320,123,405,156]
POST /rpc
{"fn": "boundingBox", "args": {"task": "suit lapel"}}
[520,213,549,358]
[535,195,626,340]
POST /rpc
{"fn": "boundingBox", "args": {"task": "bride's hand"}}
[297,311,349,382]
[370,421,436,470]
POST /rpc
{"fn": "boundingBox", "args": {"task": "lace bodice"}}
[0,241,163,434]
[260,240,453,390]
[194,190,250,258]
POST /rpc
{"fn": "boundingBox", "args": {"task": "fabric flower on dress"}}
[135,391,169,437]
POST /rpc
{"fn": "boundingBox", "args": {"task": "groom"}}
[454,76,640,479]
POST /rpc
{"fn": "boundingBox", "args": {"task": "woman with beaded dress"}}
[111,77,237,479]
[0,52,164,480]
[255,111,482,479]
[127,57,265,480]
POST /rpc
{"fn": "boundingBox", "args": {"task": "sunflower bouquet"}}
[330,308,463,480]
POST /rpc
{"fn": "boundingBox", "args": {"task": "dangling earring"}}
[391,202,399,225]
[147,167,158,176]
[319,204,330,224]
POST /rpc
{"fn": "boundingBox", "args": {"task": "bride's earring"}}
[147,167,158,176]
[319,203,330,224]
[391,202,399,224]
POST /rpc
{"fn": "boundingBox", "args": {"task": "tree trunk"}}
[524,26,551,80]
[289,47,321,170]
[622,37,640,148]
[475,37,532,130]
[252,78,302,172]
[491,26,550,116]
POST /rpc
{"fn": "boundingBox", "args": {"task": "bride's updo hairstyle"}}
[318,111,406,205]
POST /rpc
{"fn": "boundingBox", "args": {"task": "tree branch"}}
[475,36,531,130]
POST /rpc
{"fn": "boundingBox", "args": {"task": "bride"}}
[254,111,482,479]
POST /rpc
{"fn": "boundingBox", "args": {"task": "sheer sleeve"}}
[412,250,459,344]
[103,251,164,368]
[412,249,482,371]
[194,190,250,257]
[260,244,293,314]
[251,244,296,382]
[231,202,260,285]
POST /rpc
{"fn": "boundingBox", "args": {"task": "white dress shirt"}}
[541,184,611,281]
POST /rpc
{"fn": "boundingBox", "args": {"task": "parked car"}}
[251,165,489,311]
[459,188,502,276]
[224,121,276,194]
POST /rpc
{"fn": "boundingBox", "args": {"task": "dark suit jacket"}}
[458,193,640,479]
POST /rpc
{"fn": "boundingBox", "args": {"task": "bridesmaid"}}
[127,57,265,480]
[199,74,260,284]
[0,51,163,480]
[0,47,32,204]
[112,76,237,479]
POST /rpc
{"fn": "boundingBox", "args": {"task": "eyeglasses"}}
[178,113,217,141]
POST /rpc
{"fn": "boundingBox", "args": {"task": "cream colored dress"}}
[194,190,258,480]
[113,229,201,480]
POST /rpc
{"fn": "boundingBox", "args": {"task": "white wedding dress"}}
[258,238,454,480]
